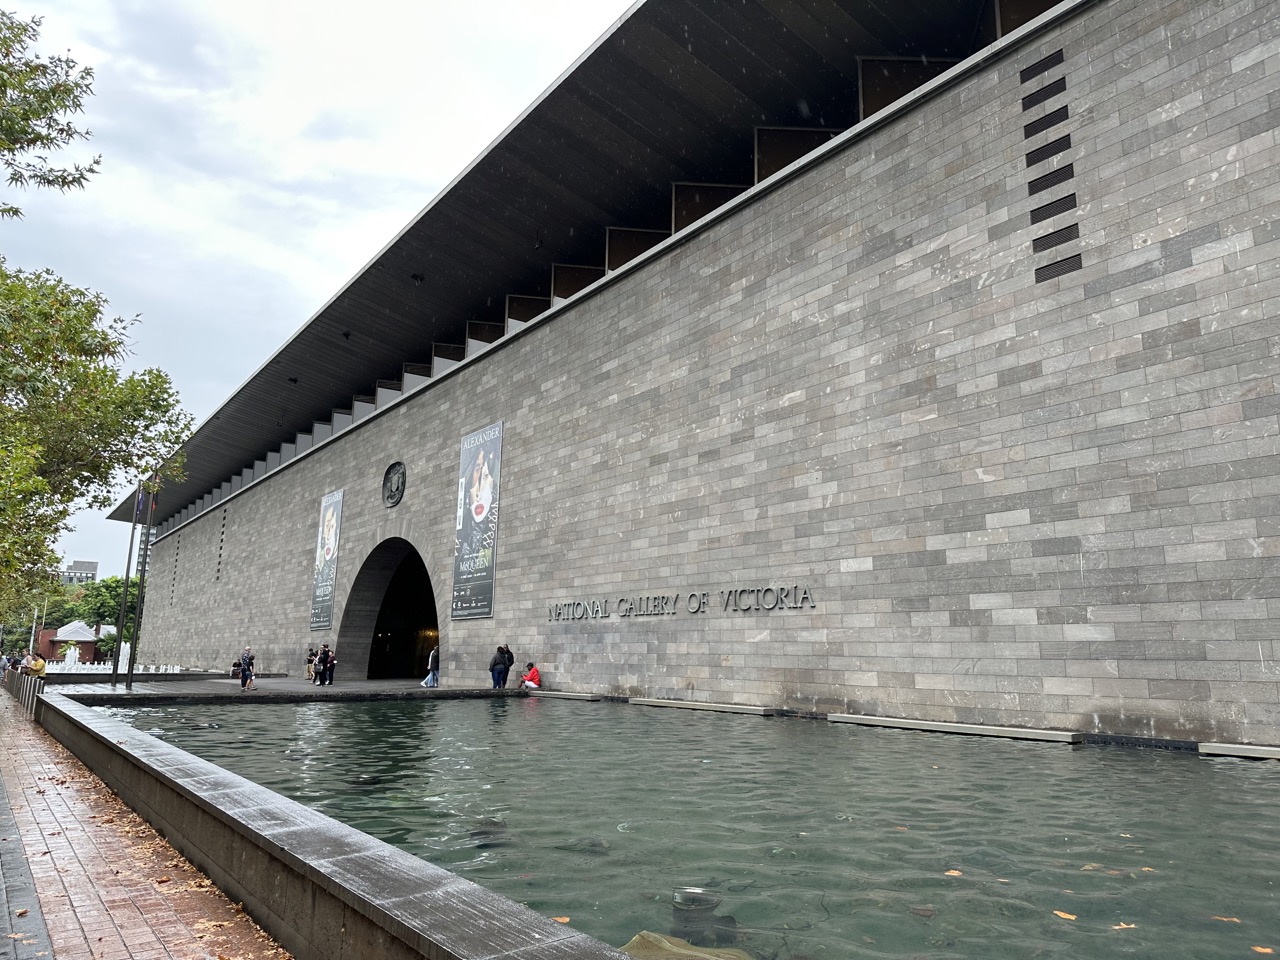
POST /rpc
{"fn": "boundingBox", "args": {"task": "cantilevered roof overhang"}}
[112,0,1041,527]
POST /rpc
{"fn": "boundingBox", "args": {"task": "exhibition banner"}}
[451,421,503,619]
[309,489,344,630]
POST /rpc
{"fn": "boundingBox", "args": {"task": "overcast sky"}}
[8,0,636,579]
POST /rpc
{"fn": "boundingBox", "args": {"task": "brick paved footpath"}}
[0,694,291,960]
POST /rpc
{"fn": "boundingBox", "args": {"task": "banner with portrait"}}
[309,489,344,630]
[451,421,503,619]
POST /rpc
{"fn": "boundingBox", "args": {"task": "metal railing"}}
[2,670,45,715]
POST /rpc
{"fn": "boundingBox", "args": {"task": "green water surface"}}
[109,697,1279,959]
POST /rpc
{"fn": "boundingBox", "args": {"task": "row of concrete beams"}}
[153,53,989,536]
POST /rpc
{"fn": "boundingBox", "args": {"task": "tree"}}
[0,266,191,618]
[0,10,100,218]
[0,14,191,622]
[38,580,82,631]
[71,575,137,654]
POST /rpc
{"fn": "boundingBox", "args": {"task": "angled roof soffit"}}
[112,0,1025,527]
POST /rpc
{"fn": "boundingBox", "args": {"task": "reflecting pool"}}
[109,697,1278,959]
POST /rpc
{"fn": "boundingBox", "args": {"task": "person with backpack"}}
[500,645,515,688]
[239,646,257,691]
[488,646,507,689]
[315,644,334,685]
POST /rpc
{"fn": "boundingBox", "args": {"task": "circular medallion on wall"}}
[382,461,407,508]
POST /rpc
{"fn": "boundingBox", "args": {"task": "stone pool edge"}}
[540,693,1280,758]
[34,691,630,960]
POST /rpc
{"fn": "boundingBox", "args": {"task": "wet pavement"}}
[0,677,502,959]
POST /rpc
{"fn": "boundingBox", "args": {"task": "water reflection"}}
[108,699,1280,959]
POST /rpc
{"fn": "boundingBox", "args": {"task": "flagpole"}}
[125,481,156,689]
[111,479,142,685]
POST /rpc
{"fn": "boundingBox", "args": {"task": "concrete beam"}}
[828,714,1081,743]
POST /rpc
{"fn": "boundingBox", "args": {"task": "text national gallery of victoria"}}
[114,0,1280,747]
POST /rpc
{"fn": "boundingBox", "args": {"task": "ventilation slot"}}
[1015,47,1084,286]
[1025,105,1069,139]
[169,533,182,605]
[216,508,227,582]
[1020,49,1064,84]
[1029,164,1074,196]
[1022,76,1066,111]
[1033,223,1079,252]
[1026,134,1071,167]
[1030,194,1077,224]
[1035,254,1083,282]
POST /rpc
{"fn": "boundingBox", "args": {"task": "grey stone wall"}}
[143,0,1280,744]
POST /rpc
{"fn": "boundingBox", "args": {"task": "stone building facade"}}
[138,0,1280,745]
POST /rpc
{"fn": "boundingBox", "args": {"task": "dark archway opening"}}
[368,550,438,679]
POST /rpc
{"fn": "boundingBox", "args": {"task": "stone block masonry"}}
[141,0,1280,746]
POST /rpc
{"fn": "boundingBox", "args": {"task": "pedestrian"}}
[240,646,257,691]
[306,647,316,683]
[314,644,332,685]
[500,644,515,687]
[520,662,540,689]
[488,645,507,689]
[420,645,439,688]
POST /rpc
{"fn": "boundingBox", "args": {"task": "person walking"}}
[499,644,515,688]
[488,646,507,689]
[240,646,257,691]
[420,645,439,688]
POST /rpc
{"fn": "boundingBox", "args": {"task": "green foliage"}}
[0,264,191,618]
[71,575,137,637]
[0,10,100,218]
[39,581,82,630]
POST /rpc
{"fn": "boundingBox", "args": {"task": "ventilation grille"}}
[216,508,227,581]
[1022,76,1066,111]
[1029,164,1074,196]
[1035,254,1083,282]
[1018,48,1084,284]
[1031,194,1077,224]
[1020,49,1065,83]
[1026,134,1071,167]
[1025,105,1070,139]
[169,533,182,605]
[1032,223,1080,252]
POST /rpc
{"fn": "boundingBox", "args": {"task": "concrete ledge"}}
[629,698,774,716]
[529,691,601,701]
[828,713,1082,743]
[34,692,628,960]
[1199,742,1280,760]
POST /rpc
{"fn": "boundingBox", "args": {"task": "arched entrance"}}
[336,538,439,680]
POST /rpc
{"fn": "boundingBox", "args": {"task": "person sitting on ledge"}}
[520,662,540,689]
